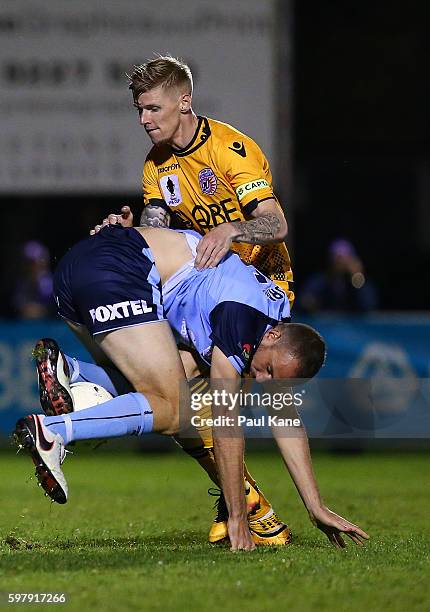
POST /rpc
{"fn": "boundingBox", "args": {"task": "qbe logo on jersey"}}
[160,174,182,207]
[90,300,153,323]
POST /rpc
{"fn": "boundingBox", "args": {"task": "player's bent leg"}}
[15,321,187,503]
[65,320,133,397]
[94,322,186,436]
[39,320,186,445]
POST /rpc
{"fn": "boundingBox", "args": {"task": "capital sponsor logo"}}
[160,174,182,207]
[89,300,153,323]
[236,179,269,201]
[198,167,218,196]
[158,162,180,174]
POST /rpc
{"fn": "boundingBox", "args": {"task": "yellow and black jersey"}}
[143,116,294,305]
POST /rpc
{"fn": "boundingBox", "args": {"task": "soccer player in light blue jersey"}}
[15,226,369,550]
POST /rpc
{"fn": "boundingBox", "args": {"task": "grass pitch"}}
[1,447,429,611]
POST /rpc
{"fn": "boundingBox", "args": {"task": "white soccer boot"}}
[14,414,68,504]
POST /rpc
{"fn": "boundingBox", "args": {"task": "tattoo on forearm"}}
[234,214,282,244]
[140,204,171,228]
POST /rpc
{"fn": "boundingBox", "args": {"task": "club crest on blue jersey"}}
[198,167,218,196]
[241,343,252,362]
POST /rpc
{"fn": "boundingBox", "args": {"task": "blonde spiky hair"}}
[127,54,193,102]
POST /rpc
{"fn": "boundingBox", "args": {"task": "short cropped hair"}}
[128,55,193,102]
[278,323,326,379]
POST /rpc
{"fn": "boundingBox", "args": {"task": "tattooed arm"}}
[233,214,281,243]
[235,198,287,243]
[140,203,171,228]
[194,198,288,269]
[90,203,171,235]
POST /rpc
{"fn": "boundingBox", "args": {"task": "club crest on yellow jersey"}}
[198,167,218,196]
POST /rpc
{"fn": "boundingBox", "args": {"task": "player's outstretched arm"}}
[210,347,255,551]
[273,425,369,548]
[194,199,287,270]
[90,203,171,235]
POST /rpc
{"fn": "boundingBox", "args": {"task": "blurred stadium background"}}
[1,3,430,610]
[0,0,429,447]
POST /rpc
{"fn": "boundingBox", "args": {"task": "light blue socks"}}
[43,392,153,444]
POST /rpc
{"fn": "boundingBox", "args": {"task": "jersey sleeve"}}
[209,301,276,374]
[220,136,276,216]
[142,156,166,208]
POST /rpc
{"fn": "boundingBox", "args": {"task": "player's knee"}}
[144,391,180,436]
[159,407,180,436]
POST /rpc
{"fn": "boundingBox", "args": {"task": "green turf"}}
[0,448,429,611]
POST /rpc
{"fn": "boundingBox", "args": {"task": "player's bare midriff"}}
[135,227,193,285]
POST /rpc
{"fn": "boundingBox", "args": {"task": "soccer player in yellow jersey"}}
[142,114,294,305]
[99,55,294,546]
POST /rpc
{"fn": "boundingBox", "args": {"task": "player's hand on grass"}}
[90,206,134,235]
[194,223,238,270]
[309,505,370,549]
[227,517,255,552]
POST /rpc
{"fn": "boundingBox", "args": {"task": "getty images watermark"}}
[189,388,304,429]
[180,377,430,439]
[178,379,307,437]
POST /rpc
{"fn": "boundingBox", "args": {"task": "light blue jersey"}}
[162,231,291,374]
